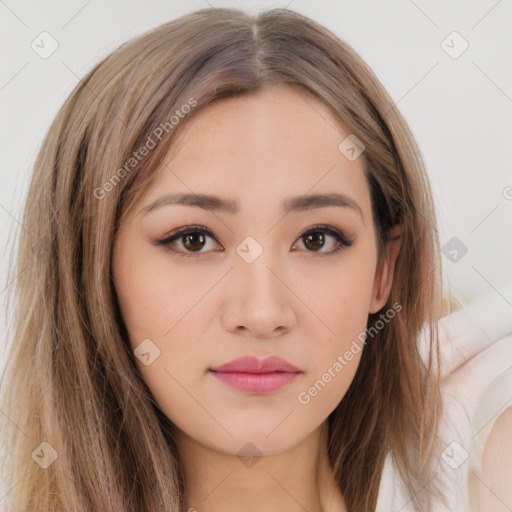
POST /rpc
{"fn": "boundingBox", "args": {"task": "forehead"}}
[140,84,371,219]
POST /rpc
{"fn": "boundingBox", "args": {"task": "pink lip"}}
[209,355,302,393]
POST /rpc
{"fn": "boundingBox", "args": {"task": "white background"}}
[1,0,511,377]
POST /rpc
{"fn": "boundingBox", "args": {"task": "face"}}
[112,84,397,457]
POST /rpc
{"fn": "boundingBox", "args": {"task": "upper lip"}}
[210,355,302,374]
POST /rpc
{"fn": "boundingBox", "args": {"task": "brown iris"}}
[182,233,206,251]
[303,232,325,251]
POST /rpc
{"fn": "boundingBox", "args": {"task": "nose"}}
[220,250,298,339]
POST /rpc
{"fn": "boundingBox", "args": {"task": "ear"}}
[369,224,402,314]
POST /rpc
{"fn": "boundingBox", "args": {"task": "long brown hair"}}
[1,7,450,511]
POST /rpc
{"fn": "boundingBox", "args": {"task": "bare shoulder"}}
[478,407,512,511]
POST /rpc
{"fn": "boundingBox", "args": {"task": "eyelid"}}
[155,224,220,258]
[298,224,354,249]
[160,224,216,241]
[155,223,354,257]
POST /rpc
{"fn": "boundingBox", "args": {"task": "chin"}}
[208,430,304,459]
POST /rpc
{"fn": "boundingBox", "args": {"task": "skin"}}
[112,84,401,512]
[478,408,512,511]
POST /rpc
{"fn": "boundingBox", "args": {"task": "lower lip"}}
[209,370,301,393]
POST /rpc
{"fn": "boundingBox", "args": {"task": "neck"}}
[176,420,346,512]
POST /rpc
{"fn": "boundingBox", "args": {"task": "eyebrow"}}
[141,192,364,220]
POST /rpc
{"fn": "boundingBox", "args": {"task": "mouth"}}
[209,355,303,393]
[209,369,302,393]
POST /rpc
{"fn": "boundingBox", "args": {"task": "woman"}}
[1,7,510,512]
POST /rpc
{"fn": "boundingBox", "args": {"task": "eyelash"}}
[155,224,354,258]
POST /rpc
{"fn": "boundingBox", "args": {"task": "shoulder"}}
[478,407,512,511]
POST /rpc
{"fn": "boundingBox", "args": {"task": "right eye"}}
[155,225,222,257]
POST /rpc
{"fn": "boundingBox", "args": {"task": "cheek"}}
[113,242,218,405]
[294,246,376,405]
[113,248,215,435]
[299,244,376,343]
[113,243,206,349]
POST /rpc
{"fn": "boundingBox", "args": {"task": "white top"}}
[375,288,512,512]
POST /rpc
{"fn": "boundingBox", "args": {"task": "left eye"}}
[155,224,354,257]
[293,226,353,254]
